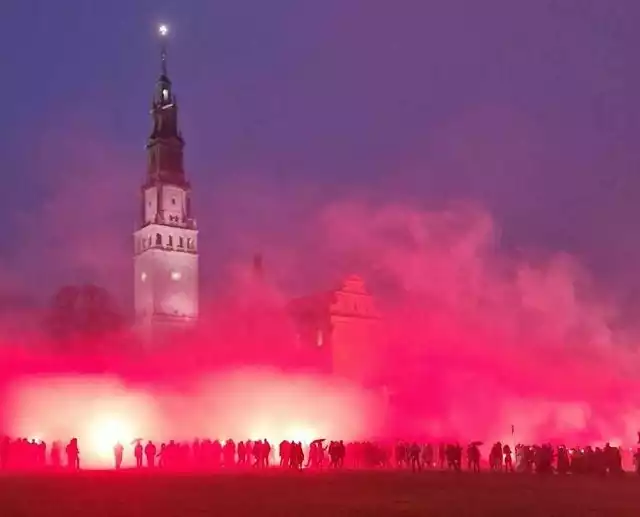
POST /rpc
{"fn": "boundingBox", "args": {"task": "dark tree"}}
[46,284,124,351]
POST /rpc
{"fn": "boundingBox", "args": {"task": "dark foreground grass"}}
[0,470,639,517]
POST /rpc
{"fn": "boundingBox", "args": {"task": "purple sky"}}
[2,0,640,312]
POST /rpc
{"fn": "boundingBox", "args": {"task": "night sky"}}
[2,1,640,315]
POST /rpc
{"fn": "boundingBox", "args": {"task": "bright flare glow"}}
[88,417,135,463]
[7,377,161,468]
[5,371,377,468]
[286,425,318,445]
[171,271,181,281]
[159,25,168,37]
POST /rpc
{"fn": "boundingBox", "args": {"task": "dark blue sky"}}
[2,0,640,310]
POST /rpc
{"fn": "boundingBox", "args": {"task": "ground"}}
[0,470,639,516]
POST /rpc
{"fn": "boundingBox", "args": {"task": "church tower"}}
[133,25,198,338]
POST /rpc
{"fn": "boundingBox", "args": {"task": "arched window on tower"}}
[179,236,184,248]
[156,233,162,246]
[168,235,173,247]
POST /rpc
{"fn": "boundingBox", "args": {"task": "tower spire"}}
[159,24,169,77]
[147,22,185,185]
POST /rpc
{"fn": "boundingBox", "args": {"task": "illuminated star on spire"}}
[158,24,170,76]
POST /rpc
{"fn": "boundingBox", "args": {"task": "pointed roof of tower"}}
[153,24,175,109]
[145,23,187,186]
[159,24,169,77]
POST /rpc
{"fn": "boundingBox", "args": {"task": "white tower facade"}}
[134,29,198,338]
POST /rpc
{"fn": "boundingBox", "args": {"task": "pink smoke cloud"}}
[0,112,639,463]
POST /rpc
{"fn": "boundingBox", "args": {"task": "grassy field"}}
[0,470,639,516]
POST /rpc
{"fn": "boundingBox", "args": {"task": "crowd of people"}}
[0,435,638,475]
[0,437,79,470]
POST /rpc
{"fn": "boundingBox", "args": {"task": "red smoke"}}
[1,124,640,467]
[317,200,640,446]
[4,368,380,468]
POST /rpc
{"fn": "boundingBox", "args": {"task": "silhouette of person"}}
[114,442,124,469]
[0,437,9,469]
[158,443,167,468]
[51,441,61,468]
[134,441,143,468]
[409,443,421,472]
[145,441,157,468]
[65,438,80,470]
